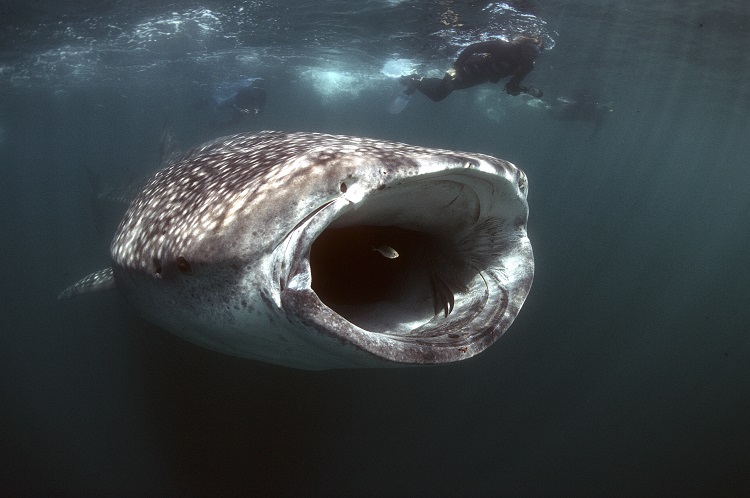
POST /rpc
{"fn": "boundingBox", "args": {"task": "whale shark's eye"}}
[177,256,192,274]
[340,182,347,193]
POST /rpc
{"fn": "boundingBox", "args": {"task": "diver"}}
[195,77,268,129]
[396,36,544,106]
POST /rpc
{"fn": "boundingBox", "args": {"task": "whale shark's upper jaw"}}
[276,165,533,367]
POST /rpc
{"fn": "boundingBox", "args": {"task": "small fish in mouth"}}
[372,245,400,259]
[59,131,534,370]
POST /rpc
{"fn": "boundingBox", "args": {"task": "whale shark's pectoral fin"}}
[58,268,115,299]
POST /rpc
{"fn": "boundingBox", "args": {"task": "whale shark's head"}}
[63,131,533,369]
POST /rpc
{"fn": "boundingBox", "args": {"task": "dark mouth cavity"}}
[309,223,478,333]
[311,225,430,306]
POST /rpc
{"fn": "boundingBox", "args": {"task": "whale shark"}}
[60,131,534,369]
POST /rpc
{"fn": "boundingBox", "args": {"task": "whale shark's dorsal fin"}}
[58,268,115,299]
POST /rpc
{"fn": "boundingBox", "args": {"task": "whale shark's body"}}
[60,131,534,370]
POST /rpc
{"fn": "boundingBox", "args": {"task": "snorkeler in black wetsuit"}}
[399,36,544,102]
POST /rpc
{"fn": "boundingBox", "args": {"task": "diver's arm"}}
[505,61,534,95]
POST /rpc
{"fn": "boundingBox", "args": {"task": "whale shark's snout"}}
[60,131,533,370]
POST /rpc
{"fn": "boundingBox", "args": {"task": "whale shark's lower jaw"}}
[277,168,534,369]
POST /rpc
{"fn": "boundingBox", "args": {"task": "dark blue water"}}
[2,0,750,495]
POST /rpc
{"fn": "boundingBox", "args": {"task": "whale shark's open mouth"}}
[280,169,533,365]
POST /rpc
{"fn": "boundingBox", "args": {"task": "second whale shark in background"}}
[60,131,534,370]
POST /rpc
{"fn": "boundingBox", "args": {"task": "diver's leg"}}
[414,77,454,102]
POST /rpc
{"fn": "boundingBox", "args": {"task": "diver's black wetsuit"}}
[402,38,542,102]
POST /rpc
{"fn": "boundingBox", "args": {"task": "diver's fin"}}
[58,268,116,299]
[521,85,543,98]
[388,91,413,114]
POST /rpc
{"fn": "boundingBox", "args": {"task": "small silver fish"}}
[372,245,399,259]
[59,131,534,370]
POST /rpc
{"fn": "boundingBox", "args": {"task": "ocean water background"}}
[1,0,749,495]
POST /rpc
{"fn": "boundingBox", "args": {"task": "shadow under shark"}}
[60,131,534,370]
